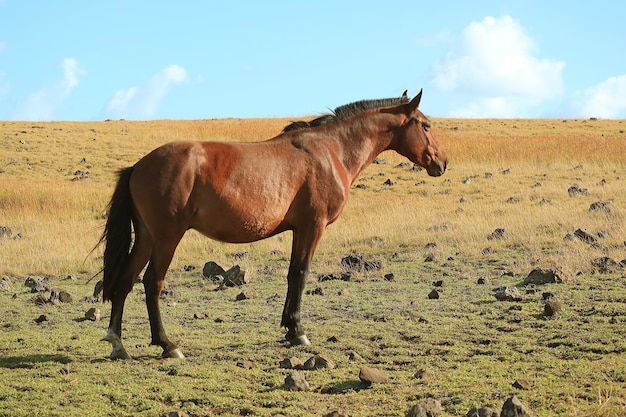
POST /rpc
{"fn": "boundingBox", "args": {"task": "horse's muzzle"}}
[427,158,447,177]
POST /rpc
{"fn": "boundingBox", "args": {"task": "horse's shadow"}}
[0,353,72,369]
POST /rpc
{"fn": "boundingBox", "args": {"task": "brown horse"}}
[99,89,447,359]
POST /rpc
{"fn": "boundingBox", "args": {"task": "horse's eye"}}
[423,123,430,132]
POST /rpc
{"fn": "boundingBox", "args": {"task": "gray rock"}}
[465,407,499,417]
[279,357,303,369]
[495,286,522,302]
[0,276,11,292]
[589,201,614,213]
[285,371,309,391]
[523,268,564,285]
[85,307,101,321]
[501,395,533,417]
[407,398,443,417]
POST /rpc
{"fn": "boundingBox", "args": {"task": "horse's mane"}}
[283,90,409,133]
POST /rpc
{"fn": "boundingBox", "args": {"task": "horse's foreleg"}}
[281,227,323,346]
[143,244,185,359]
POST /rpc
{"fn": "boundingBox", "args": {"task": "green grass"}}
[1,118,625,416]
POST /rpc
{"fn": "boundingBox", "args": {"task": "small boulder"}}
[359,367,388,385]
[0,276,11,292]
[589,201,615,213]
[279,357,304,369]
[495,286,522,302]
[500,395,533,417]
[85,308,101,321]
[465,407,499,417]
[285,371,309,391]
[407,398,442,417]
[235,289,255,301]
[544,300,563,318]
[202,261,226,281]
[523,268,564,285]
[303,354,335,370]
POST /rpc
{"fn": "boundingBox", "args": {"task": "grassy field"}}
[0,117,625,416]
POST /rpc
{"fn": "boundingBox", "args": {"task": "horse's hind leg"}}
[104,230,151,360]
[143,240,185,358]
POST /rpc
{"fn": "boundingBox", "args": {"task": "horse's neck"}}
[331,113,400,184]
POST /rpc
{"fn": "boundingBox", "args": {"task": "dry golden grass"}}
[1,118,625,279]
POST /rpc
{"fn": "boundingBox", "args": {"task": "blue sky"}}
[1,0,625,120]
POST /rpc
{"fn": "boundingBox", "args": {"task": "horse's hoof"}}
[288,334,311,347]
[163,348,185,359]
[109,347,132,360]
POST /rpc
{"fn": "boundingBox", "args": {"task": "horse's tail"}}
[99,166,135,302]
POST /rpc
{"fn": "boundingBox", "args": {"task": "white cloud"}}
[103,64,188,120]
[430,16,565,117]
[12,57,84,120]
[562,75,626,119]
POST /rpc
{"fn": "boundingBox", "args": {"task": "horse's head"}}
[389,89,448,177]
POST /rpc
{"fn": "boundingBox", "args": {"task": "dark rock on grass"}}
[590,256,621,273]
[202,261,225,280]
[341,253,382,273]
[235,289,255,301]
[34,314,49,323]
[414,368,432,383]
[303,354,335,370]
[573,228,597,244]
[501,395,533,417]
[487,228,506,240]
[279,357,304,369]
[428,289,441,299]
[0,225,12,238]
[523,268,564,285]
[93,280,103,299]
[318,272,352,282]
[85,307,101,321]
[406,398,442,417]
[285,371,309,391]
[568,183,588,196]
[323,411,350,417]
[544,300,563,318]
[494,286,522,302]
[236,360,254,369]
[358,367,388,385]
[465,407,499,417]
[24,276,51,293]
[0,276,11,292]
[512,379,533,390]
[589,200,615,213]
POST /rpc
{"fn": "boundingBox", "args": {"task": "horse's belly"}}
[190,201,288,244]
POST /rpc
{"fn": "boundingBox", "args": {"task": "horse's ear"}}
[407,89,423,114]
[401,90,408,99]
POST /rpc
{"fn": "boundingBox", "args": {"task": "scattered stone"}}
[235,289,255,301]
[481,247,494,256]
[348,351,363,361]
[495,286,522,302]
[589,201,614,213]
[384,273,395,281]
[414,368,432,383]
[488,228,506,240]
[383,178,397,186]
[237,360,255,369]
[523,268,564,285]
[202,261,226,281]
[341,254,382,273]
[0,226,12,238]
[432,280,444,287]
[222,265,246,287]
[542,292,554,300]
[465,407,499,417]
[500,395,533,417]
[285,371,309,391]
[163,411,189,417]
[544,300,563,317]
[182,264,195,272]
[279,357,304,369]
[93,280,104,298]
[303,354,335,370]
[318,272,352,282]
[590,256,620,273]
[359,367,388,385]
[306,286,324,296]
[35,314,49,323]
[0,276,11,292]
[506,197,521,204]
[477,277,487,285]
[85,308,101,321]
[568,184,588,196]
[573,228,597,244]
[513,379,533,390]
[428,289,441,299]
[406,398,442,417]
[327,335,339,342]
[58,290,73,303]
[193,312,209,319]
[24,276,51,293]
